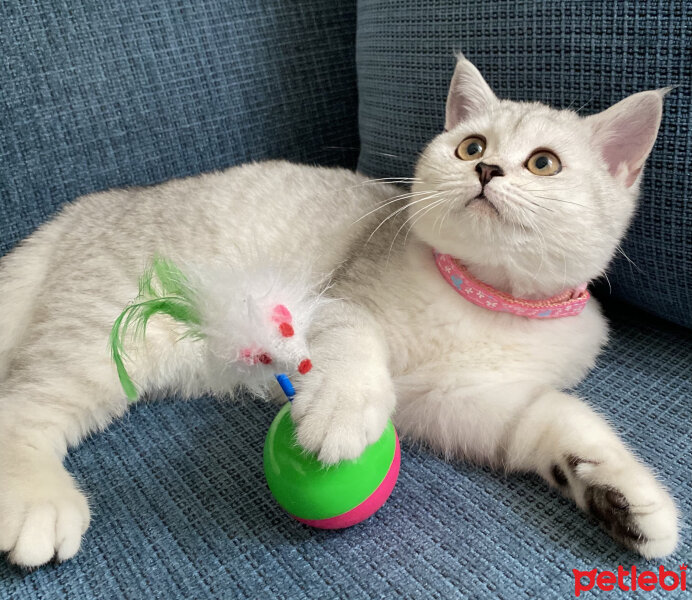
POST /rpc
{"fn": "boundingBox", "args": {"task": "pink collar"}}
[434,251,589,319]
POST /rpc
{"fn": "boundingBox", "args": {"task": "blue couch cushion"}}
[0,0,359,256]
[0,303,689,599]
[356,0,691,328]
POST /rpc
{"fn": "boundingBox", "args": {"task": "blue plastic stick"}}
[275,374,295,401]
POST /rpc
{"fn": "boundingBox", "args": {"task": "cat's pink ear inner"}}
[586,89,668,188]
[445,53,497,131]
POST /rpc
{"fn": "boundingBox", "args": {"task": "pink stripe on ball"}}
[293,431,400,529]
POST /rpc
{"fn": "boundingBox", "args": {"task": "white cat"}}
[0,55,678,567]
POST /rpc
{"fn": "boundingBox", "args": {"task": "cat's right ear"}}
[445,54,497,131]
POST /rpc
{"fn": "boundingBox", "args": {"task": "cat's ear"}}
[445,54,497,131]
[586,89,669,188]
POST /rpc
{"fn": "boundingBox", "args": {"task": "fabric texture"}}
[0,303,690,599]
[0,0,360,256]
[356,0,691,328]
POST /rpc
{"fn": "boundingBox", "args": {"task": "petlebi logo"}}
[573,564,687,596]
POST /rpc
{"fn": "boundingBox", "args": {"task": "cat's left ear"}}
[586,89,669,188]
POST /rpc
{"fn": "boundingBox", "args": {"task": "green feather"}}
[109,256,203,401]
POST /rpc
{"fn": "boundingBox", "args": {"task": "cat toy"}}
[110,256,400,528]
[265,377,400,529]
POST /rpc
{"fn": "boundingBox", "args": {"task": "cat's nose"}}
[476,162,504,186]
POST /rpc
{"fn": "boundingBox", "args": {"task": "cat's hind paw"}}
[551,448,678,559]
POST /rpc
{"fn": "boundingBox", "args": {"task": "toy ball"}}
[264,403,400,528]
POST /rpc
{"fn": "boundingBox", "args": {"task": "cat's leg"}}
[0,316,204,567]
[395,376,678,558]
[0,365,123,567]
[291,302,395,464]
[505,387,678,558]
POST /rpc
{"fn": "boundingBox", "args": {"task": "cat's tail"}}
[0,221,64,380]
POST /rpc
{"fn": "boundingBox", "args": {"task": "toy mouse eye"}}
[526,150,561,176]
[456,136,486,160]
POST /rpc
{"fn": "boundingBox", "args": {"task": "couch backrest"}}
[0,1,359,256]
[357,0,691,328]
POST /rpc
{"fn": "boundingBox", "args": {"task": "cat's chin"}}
[464,194,500,217]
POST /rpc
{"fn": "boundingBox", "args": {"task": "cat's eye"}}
[456,136,486,160]
[526,150,561,176]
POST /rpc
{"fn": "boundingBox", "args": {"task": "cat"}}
[0,54,678,567]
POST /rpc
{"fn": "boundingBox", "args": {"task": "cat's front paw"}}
[291,361,395,464]
[0,464,90,567]
[550,446,678,558]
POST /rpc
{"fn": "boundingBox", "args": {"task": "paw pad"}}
[551,464,568,486]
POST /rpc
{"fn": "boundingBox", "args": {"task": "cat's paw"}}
[550,446,678,558]
[291,361,395,464]
[0,466,90,567]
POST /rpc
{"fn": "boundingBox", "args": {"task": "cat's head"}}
[411,54,667,298]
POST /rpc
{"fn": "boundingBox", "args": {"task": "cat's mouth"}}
[465,193,500,216]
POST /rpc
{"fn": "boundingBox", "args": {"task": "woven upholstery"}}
[0,0,359,256]
[1,303,689,599]
[357,0,691,328]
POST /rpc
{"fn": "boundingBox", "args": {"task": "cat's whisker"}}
[530,194,587,209]
[428,196,451,235]
[405,201,447,246]
[490,187,541,219]
[522,209,548,280]
[352,190,441,225]
[366,176,421,184]
[510,191,554,213]
[355,180,419,191]
[372,188,434,205]
[516,182,582,193]
[416,160,452,178]
[367,192,444,243]
[395,196,449,249]
[333,176,421,193]
[388,199,447,262]
[391,195,446,244]
[322,146,415,162]
[518,203,538,216]
[575,96,594,114]
[364,149,412,160]
[383,194,449,263]
[436,181,477,193]
[616,245,644,274]
[434,196,457,234]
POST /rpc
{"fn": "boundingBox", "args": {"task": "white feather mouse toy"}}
[110,256,324,400]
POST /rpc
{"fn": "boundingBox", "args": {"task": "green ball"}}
[263,403,400,528]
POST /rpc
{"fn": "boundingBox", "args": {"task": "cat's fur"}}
[0,55,678,567]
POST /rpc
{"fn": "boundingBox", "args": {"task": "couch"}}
[1,1,689,598]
